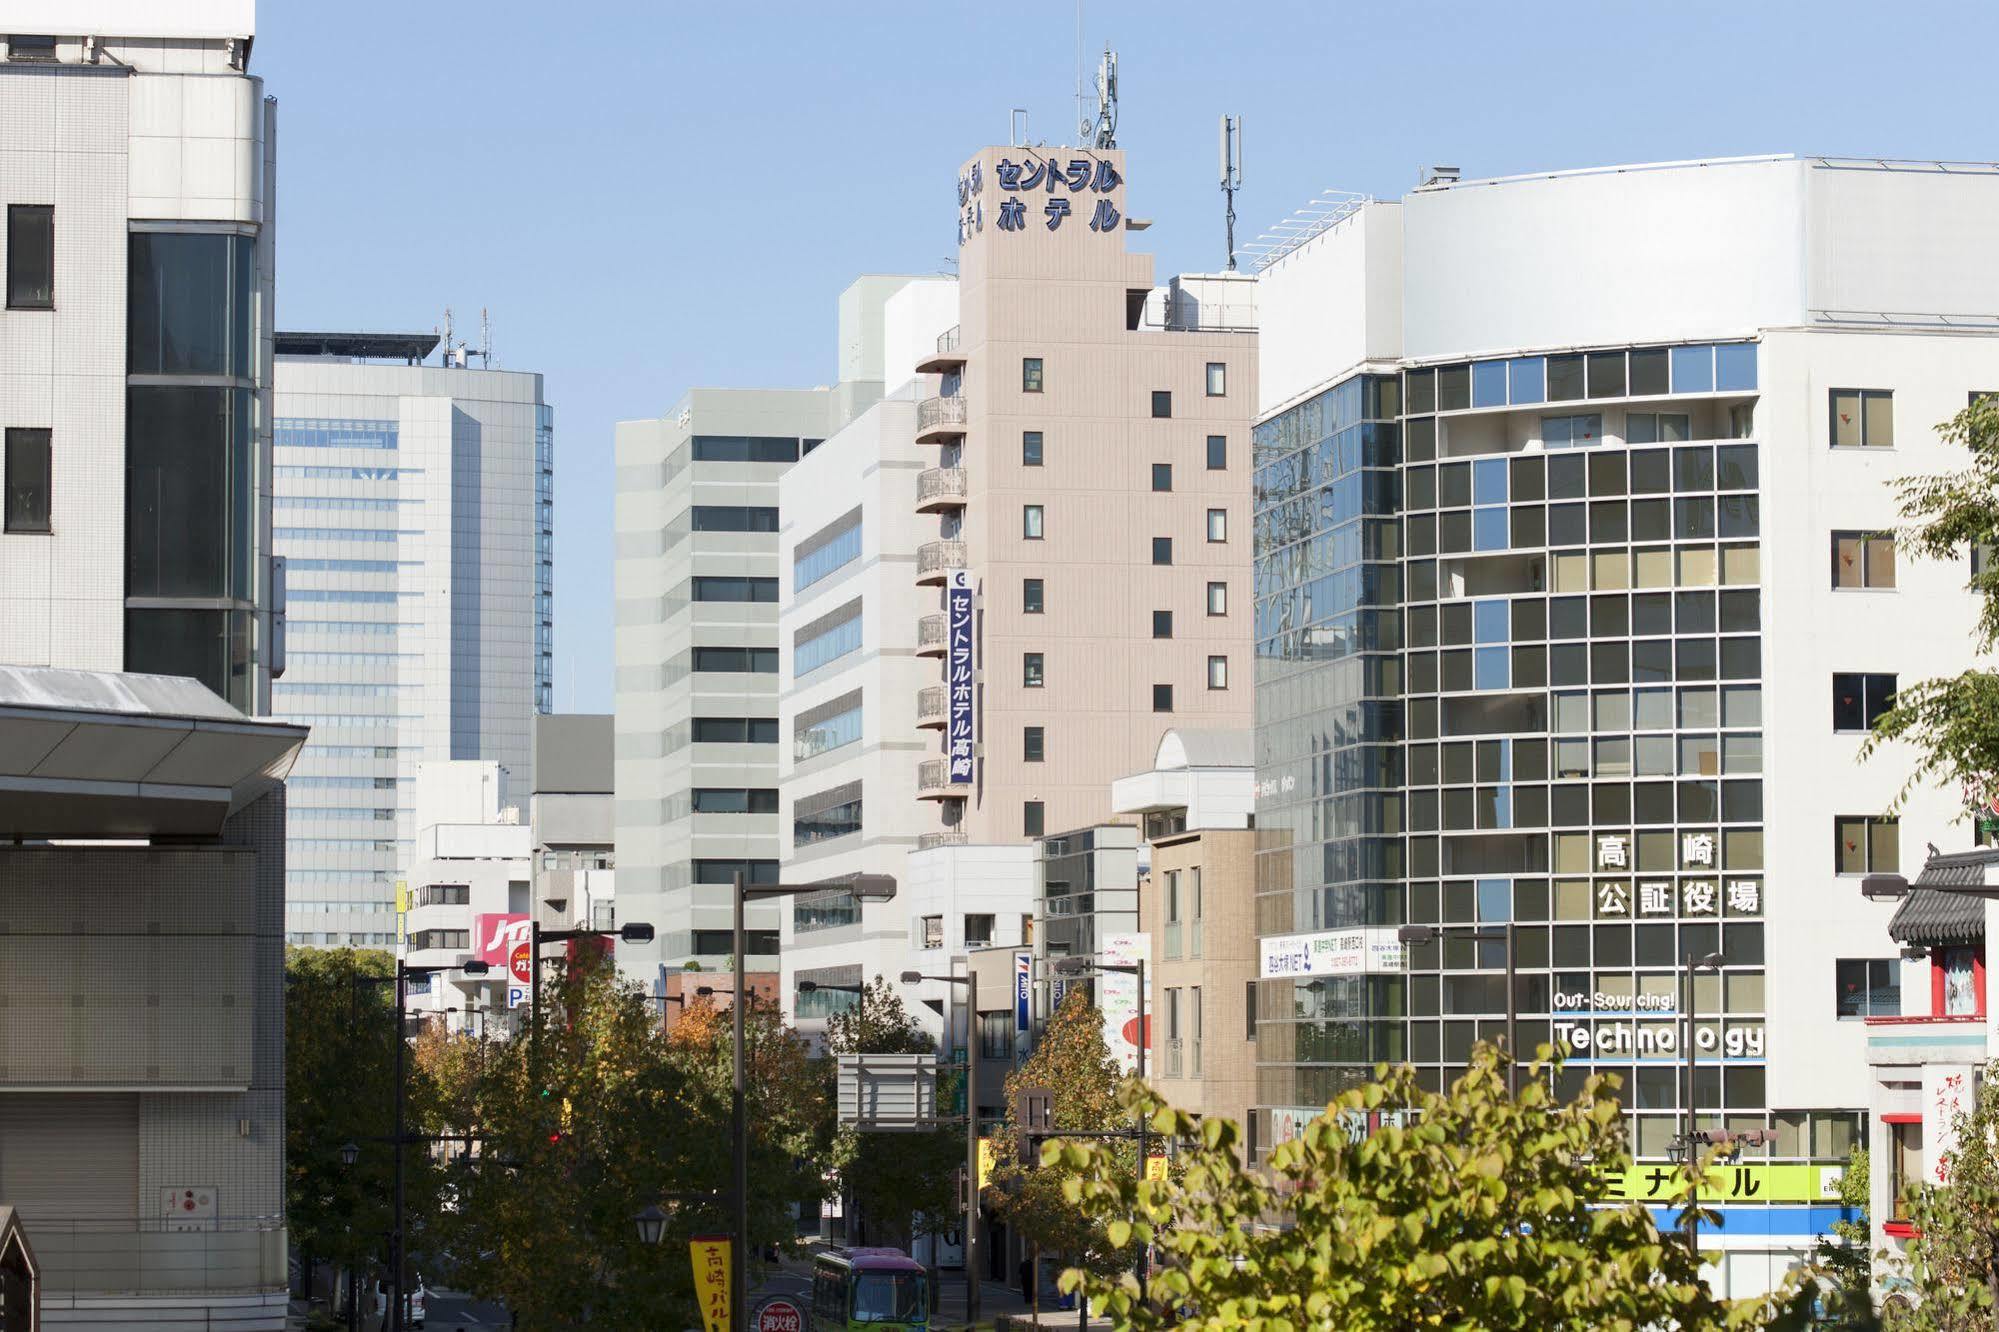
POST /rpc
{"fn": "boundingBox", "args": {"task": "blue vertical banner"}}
[1014,951,1032,1033]
[946,571,975,784]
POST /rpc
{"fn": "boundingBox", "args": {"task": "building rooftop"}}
[1887,847,1999,947]
[275,330,440,363]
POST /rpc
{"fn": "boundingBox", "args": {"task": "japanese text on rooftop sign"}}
[958,154,1122,244]
[947,571,975,784]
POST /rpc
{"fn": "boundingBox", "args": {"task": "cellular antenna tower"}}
[1090,44,1118,149]
[1220,114,1243,271]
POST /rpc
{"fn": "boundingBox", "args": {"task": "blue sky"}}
[258,0,1999,715]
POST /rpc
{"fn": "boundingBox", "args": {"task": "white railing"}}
[917,395,968,433]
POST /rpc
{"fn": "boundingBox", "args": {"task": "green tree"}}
[1051,1046,1786,1331]
[821,977,961,1249]
[985,987,1136,1288]
[1860,395,1999,810]
[1884,1064,1999,1330]
[1808,1147,1880,1329]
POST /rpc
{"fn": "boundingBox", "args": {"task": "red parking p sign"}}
[756,1297,804,1332]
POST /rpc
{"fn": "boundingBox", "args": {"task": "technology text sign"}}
[946,571,975,784]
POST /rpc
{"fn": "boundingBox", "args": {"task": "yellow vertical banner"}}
[1145,1154,1169,1182]
[394,879,409,942]
[690,1234,731,1332]
[977,1137,995,1189]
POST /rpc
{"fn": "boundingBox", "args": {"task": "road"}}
[418,1288,512,1328]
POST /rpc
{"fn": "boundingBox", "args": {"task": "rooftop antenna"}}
[438,307,454,367]
[1074,0,1086,145]
[1011,107,1028,148]
[1090,44,1118,149]
[1220,115,1243,271]
[477,307,492,368]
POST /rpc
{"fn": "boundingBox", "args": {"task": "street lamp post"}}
[733,873,896,1332]
[530,919,656,1074]
[1052,956,1149,1305]
[1677,950,1724,1256]
[1396,923,1519,1094]
[900,968,980,1328]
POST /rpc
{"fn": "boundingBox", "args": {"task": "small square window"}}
[1024,801,1045,837]
[1151,463,1172,492]
[1206,581,1227,616]
[4,427,51,534]
[1022,504,1044,540]
[1205,363,1226,396]
[1835,815,1898,874]
[1023,653,1044,688]
[1153,610,1173,639]
[1152,537,1172,566]
[1832,673,1896,732]
[1152,683,1174,713]
[1023,358,1044,392]
[1830,389,1894,448]
[1207,509,1227,542]
[1023,431,1044,466]
[1832,531,1895,588]
[1023,578,1044,614]
[1206,435,1226,470]
[1207,656,1228,689]
[1151,390,1172,419]
[1024,726,1045,762]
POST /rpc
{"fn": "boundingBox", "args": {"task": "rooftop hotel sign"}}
[958,152,1122,244]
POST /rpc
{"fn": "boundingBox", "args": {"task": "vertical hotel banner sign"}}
[689,1234,730,1332]
[946,570,975,784]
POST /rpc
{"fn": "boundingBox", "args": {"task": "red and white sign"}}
[474,913,531,969]
[161,1186,217,1232]
[510,942,533,987]
[755,1297,804,1332]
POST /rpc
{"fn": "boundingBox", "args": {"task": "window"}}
[1246,979,1257,1040]
[1023,504,1043,539]
[1023,653,1044,687]
[1151,463,1172,492]
[7,35,55,62]
[690,505,778,532]
[794,606,863,676]
[1023,578,1044,613]
[1152,610,1172,639]
[1542,414,1602,448]
[794,696,862,760]
[1153,683,1174,713]
[1206,363,1227,397]
[7,205,52,309]
[1831,389,1894,448]
[1625,412,1690,444]
[1023,430,1044,465]
[1833,532,1896,588]
[693,435,800,463]
[1833,673,1896,732]
[1190,986,1203,1075]
[1151,390,1172,419]
[1207,434,1227,469]
[964,913,995,948]
[1023,801,1045,837]
[979,1010,1013,1060]
[126,385,255,601]
[408,929,470,952]
[1207,509,1228,542]
[1022,357,1044,392]
[415,884,470,907]
[794,510,861,590]
[1152,537,1173,566]
[919,916,944,949]
[1888,1118,1922,1222]
[1207,656,1229,689]
[692,646,777,674]
[793,785,862,845]
[692,716,779,744]
[1165,989,1181,1074]
[4,427,50,533]
[1941,946,1982,1016]
[1835,959,1901,1018]
[693,788,779,814]
[1835,815,1899,874]
[691,576,777,603]
[1024,726,1045,762]
[1207,582,1228,616]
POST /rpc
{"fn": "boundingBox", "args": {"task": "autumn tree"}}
[820,976,960,1249]
[1861,395,1999,809]
[985,987,1136,1289]
[1884,1064,1999,1330]
[1052,1046,1790,1332]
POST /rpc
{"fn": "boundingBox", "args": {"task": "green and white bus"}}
[809,1248,930,1331]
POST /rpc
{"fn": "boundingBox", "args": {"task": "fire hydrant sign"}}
[161,1186,217,1232]
[690,1234,731,1332]
[756,1296,805,1332]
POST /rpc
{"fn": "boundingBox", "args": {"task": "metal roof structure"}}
[0,666,307,838]
[274,330,439,363]
[1887,847,1999,947]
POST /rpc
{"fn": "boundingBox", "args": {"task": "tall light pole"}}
[530,919,655,1074]
[734,873,897,1331]
[1677,950,1724,1255]
[1396,923,1519,1094]
[901,968,980,1327]
[1053,956,1149,1305]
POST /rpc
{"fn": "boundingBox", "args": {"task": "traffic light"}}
[1015,1087,1054,1166]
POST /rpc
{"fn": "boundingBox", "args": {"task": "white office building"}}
[1249,153,1998,1294]
[270,338,551,948]
[401,759,530,1031]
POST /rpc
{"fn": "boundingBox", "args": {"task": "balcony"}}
[915,539,966,586]
[914,324,964,375]
[916,612,947,657]
[916,830,968,852]
[917,758,968,802]
[915,466,968,514]
[915,394,967,444]
[916,685,948,730]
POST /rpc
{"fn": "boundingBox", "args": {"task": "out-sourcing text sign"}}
[946,571,975,784]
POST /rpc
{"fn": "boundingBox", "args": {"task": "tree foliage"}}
[1808,1147,1880,1329]
[1861,395,1999,810]
[820,977,960,1248]
[1884,1063,1999,1330]
[985,987,1136,1281]
[1051,1046,1787,1332]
